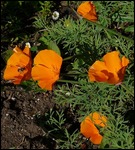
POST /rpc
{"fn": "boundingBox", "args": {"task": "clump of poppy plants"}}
[3,46,130,89]
[2,1,133,149]
[3,44,130,146]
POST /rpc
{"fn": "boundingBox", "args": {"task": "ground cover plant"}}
[1,1,134,149]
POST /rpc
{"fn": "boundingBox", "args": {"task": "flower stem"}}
[63,55,75,61]
[57,79,80,84]
[63,54,83,61]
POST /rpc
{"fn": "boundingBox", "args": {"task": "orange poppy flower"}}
[3,44,32,84]
[89,112,107,127]
[80,112,107,145]
[88,51,129,84]
[31,50,63,90]
[77,1,98,22]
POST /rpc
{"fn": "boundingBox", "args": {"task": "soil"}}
[1,77,81,149]
[1,69,83,149]
[1,77,54,149]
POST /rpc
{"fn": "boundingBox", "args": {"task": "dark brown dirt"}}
[1,80,55,149]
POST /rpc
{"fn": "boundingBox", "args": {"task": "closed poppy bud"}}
[31,50,63,90]
[77,1,98,22]
[64,19,72,28]
[80,112,107,145]
[88,51,129,85]
[3,44,32,84]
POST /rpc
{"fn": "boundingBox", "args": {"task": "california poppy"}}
[31,50,63,90]
[3,44,32,84]
[88,51,129,84]
[89,112,107,127]
[80,112,107,145]
[77,1,98,22]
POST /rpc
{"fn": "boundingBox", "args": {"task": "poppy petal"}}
[3,66,23,84]
[89,112,107,127]
[14,45,31,66]
[77,1,97,22]
[34,50,62,70]
[90,133,103,145]
[121,56,130,67]
[32,65,58,81]
[77,2,92,15]
[13,45,23,53]
[117,56,129,83]
[7,49,30,67]
[83,13,97,22]
[23,45,31,57]
[103,51,122,73]
[88,61,109,82]
[107,72,120,84]
[22,67,32,81]
[37,80,54,90]
[32,65,59,90]
[7,52,21,66]
[80,118,99,139]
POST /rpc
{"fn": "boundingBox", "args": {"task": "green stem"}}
[57,79,80,84]
[63,54,83,61]
[63,55,75,61]
[61,73,87,76]
[120,84,134,97]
